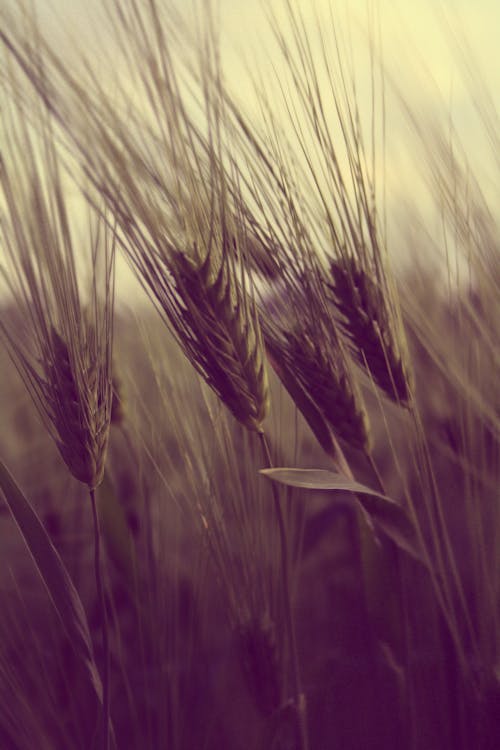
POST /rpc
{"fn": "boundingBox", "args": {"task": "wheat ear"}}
[171,248,270,432]
[42,327,110,489]
[329,257,413,405]
[273,325,371,455]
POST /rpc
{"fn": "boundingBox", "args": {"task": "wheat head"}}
[0,89,115,490]
[285,327,371,453]
[329,257,413,406]
[42,327,110,488]
[171,248,270,431]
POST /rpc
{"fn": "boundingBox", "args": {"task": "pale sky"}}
[23,0,500,192]
[27,0,500,90]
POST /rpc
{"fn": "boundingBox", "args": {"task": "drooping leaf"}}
[260,468,424,564]
[0,459,104,703]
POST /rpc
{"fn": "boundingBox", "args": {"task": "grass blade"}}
[260,468,424,563]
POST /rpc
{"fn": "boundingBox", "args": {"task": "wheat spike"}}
[42,328,110,489]
[0,84,115,490]
[266,339,339,459]
[261,272,371,455]
[329,257,413,405]
[285,328,371,453]
[171,247,269,432]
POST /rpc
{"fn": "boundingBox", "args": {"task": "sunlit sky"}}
[3,0,499,296]
[28,0,500,92]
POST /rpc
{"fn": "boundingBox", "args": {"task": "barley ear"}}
[329,257,413,405]
[285,330,371,454]
[43,327,110,490]
[172,247,270,432]
[266,340,338,459]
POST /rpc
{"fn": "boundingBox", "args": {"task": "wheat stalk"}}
[214,1,413,416]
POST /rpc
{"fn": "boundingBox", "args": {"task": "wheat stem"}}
[89,488,110,750]
[259,431,309,750]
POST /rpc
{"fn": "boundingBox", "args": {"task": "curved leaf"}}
[260,467,424,564]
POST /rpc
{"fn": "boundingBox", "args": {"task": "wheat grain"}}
[0,87,115,491]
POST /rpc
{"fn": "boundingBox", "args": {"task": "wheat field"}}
[0,2,498,749]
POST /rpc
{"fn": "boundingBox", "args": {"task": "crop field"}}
[0,2,498,749]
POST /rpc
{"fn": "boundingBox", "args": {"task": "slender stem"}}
[259,431,309,750]
[89,487,110,750]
